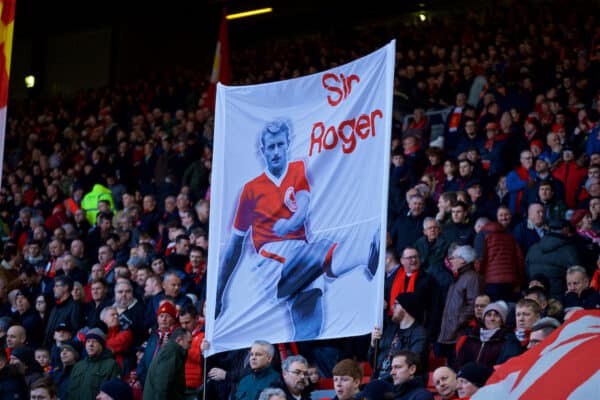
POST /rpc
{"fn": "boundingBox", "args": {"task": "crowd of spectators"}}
[2,1,600,399]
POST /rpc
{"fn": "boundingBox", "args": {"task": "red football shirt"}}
[234,160,310,250]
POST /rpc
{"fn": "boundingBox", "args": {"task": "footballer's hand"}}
[273,218,292,237]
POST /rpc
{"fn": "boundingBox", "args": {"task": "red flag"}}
[473,310,600,400]
[0,0,15,188]
[206,10,231,111]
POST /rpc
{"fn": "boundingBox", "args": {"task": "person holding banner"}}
[215,120,380,340]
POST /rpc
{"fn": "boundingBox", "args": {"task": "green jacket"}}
[81,183,115,224]
[143,338,188,400]
[234,365,280,400]
[67,349,120,400]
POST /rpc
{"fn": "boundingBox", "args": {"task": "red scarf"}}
[514,166,531,213]
[591,269,600,291]
[389,269,418,315]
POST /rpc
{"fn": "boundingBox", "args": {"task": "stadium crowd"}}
[1,1,600,399]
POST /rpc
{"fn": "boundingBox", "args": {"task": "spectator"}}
[275,354,311,400]
[178,303,205,392]
[50,339,82,400]
[5,324,27,355]
[527,317,561,349]
[525,218,581,299]
[235,340,280,400]
[438,245,483,367]
[387,247,441,340]
[390,194,427,255]
[455,362,493,399]
[456,301,508,369]
[0,348,27,399]
[97,378,133,400]
[143,327,192,400]
[68,327,121,400]
[563,265,600,310]
[441,201,474,246]
[43,275,83,347]
[432,366,458,400]
[414,218,451,292]
[9,346,44,388]
[258,388,287,400]
[101,306,133,368]
[85,278,112,328]
[331,359,362,400]
[29,377,58,400]
[370,292,428,379]
[512,203,546,255]
[473,217,524,301]
[389,350,433,400]
[506,150,536,215]
[496,298,541,364]
[137,300,179,385]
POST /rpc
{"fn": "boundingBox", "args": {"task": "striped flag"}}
[206,10,230,111]
[473,310,600,400]
[0,0,15,187]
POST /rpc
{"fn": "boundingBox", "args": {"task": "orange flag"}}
[206,10,231,111]
[0,0,15,187]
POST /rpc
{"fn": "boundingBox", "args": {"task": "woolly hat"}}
[85,327,106,348]
[569,209,588,228]
[99,378,133,400]
[394,292,423,321]
[59,339,83,361]
[482,301,509,325]
[157,301,178,319]
[10,346,35,367]
[457,362,494,388]
[354,378,395,399]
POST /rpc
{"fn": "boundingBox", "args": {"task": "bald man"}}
[433,366,458,400]
[6,325,27,350]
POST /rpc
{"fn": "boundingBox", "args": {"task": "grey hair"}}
[422,217,439,229]
[566,265,588,278]
[475,217,491,230]
[282,355,308,372]
[100,306,117,321]
[258,388,287,400]
[452,245,477,264]
[251,340,275,357]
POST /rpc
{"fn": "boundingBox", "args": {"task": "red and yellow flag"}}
[0,0,15,187]
[0,0,15,109]
[206,10,230,111]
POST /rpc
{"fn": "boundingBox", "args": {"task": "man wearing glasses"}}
[277,355,310,400]
[234,340,279,400]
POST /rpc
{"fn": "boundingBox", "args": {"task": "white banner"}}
[205,41,396,355]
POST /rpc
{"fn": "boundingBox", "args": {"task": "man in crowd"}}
[432,366,458,400]
[389,350,433,399]
[235,340,280,400]
[44,276,82,347]
[68,327,121,400]
[143,327,192,400]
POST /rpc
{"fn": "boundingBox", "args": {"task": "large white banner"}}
[205,41,395,355]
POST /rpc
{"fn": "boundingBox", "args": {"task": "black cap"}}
[354,378,395,399]
[54,322,72,333]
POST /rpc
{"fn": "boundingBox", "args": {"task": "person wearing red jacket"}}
[178,303,205,391]
[101,305,133,368]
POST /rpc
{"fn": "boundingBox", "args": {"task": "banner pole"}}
[202,355,208,400]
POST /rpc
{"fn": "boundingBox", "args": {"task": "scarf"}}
[389,269,418,316]
[577,228,600,246]
[515,328,531,347]
[479,328,500,343]
[591,269,599,291]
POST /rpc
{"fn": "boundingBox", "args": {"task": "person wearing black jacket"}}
[0,350,27,400]
[43,275,83,347]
